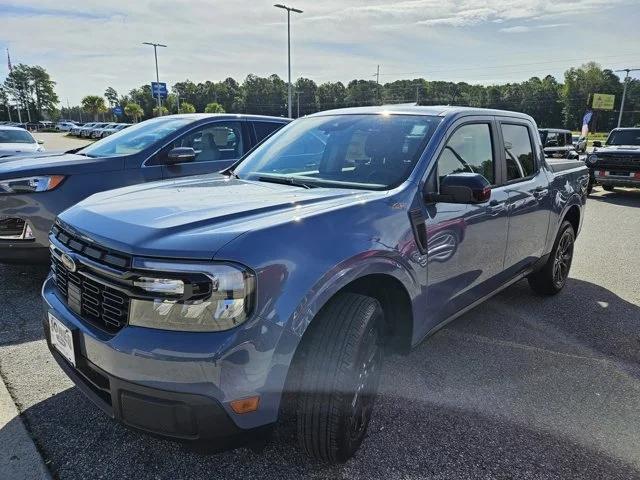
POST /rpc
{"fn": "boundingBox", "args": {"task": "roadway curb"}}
[0,373,52,480]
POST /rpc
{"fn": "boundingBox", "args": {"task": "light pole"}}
[143,42,167,116]
[615,68,640,128]
[274,4,303,118]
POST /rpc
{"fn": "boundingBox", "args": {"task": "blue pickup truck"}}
[0,114,289,263]
[42,106,588,463]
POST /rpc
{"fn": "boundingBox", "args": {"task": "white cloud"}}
[0,0,637,104]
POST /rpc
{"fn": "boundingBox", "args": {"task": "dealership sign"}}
[592,93,615,110]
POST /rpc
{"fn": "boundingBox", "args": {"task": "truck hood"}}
[0,152,124,178]
[595,145,640,155]
[59,174,383,260]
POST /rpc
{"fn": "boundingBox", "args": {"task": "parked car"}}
[0,114,290,263]
[0,126,45,157]
[585,127,640,193]
[82,122,109,138]
[56,121,78,132]
[41,106,588,462]
[100,123,131,138]
[572,134,587,153]
[72,122,97,136]
[90,123,119,139]
[539,128,579,159]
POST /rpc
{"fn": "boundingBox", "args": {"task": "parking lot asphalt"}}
[31,132,93,152]
[1,187,639,480]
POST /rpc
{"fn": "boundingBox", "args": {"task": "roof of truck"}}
[308,105,535,121]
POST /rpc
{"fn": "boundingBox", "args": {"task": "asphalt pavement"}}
[1,187,639,480]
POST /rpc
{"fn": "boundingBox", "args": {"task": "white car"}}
[56,121,78,132]
[0,126,45,157]
[99,123,131,137]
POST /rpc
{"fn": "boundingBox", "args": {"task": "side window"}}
[171,121,244,163]
[437,123,494,184]
[253,121,285,143]
[502,124,536,181]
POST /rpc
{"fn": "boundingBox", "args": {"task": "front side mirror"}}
[426,173,491,204]
[592,141,602,148]
[567,150,579,160]
[166,147,196,164]
[37,140,44,145]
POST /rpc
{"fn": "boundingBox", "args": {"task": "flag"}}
[581,110,593,137]
[6,48,12,73]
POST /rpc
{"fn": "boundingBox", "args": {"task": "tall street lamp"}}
[142,42,167,115]
[615,68,640,128]
[274,4,303,118]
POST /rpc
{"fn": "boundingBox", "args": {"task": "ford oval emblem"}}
[61,253,77,273]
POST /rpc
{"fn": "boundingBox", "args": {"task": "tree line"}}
[2,62,639,131]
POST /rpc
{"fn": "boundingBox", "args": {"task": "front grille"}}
[0,218,26,239]
[597,154,640,171]
[51,223,130,269]
[51,255,130,333]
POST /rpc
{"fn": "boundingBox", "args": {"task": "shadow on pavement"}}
[0,264,49,347]
[9,386,639,480]
[588,188,640,207]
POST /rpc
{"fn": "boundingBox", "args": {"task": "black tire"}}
[603,185,615,192]
[586,181,593,195]
[528,220,575,295]
[295,292,383,463]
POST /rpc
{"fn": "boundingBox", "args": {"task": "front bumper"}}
[597,176,640,188]
[42,275,284,443]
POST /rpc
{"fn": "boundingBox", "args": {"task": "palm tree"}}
[124,103,144,123]
[204,102,225,113]
[81,95,107,121]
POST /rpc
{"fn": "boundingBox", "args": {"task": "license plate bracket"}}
[48,312,76,367]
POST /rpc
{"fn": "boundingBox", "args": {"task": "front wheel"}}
[528,220,575,295]
[295,292,383,463]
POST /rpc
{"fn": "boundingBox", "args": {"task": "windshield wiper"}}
[257,175,315,189]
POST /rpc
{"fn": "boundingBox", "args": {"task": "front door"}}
[161,120,247,178]
[420,119,509,335]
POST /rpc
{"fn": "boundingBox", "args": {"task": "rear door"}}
[161,120,249,179]
[498,119,551,273]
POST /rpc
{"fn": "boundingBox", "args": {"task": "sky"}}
[1,0,640,105]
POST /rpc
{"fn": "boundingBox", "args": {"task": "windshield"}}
[79,117,194,157]
[234,114,440,190]
[606,129,640,146]
[0,129,35,144]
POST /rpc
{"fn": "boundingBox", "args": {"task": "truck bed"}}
[546,158,585,174]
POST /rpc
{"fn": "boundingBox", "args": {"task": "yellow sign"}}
[592,93,615,110]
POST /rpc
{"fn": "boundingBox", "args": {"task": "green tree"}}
[124,103,144,122]
[104,87,119,107]
[316,82,346,111]
[180,101,196,113]
[204,102,225,113]
[294,77,318,117]
[3,63,59,120]
[153,105,169,116]
[81,95,107,120]
[345,79,379,107]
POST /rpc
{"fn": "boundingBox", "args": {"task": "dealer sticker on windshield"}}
[48,312,76,367]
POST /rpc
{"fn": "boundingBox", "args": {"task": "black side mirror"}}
[425,172,491,204]
[592,141,602,148]
[165,147,196,164]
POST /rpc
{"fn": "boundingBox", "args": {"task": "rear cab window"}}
[501,123,537,181]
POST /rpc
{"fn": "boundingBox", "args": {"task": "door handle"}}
[533,187,548,198]
[487,200,505,216]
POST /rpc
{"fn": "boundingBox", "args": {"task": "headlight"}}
[0,175,65,194]
[128,260,256,332]
[586,155,599,167]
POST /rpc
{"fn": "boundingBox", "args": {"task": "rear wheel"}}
[528,220,575,295]
[295,292,383,463]
[603,185,615,192]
